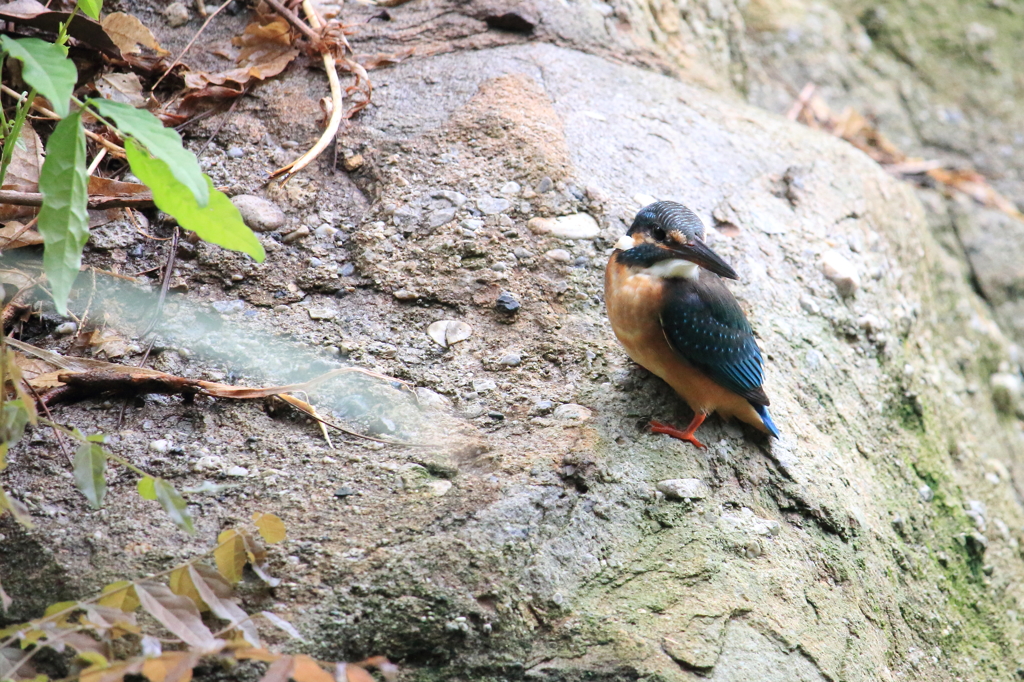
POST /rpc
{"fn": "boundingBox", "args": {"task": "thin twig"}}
[0,189,154,209]
[25,381,75,466]
[263,0,321,43]
[152,0,236,91]
[141,226,179,339]
[1,84,127,157]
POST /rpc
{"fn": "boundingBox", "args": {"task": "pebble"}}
[149,439,172,454]
[392,206,420,227]
[334,486,357,498]
[309,257,323,268]
[342,154,364,171]
[499,353,522,366]
[535,177,553,193]
[531,400,554,414]
[163,2,189,26]
[553,403,592,421]
[225,466,249,477]
[657,478,709,500]
[55,321,78,335]
[307,308,338,321]
[461,219,484,231]
[226,147,244,158]
[433,190,467,207]
[426,480,453,497]
[393,289,418,301]
[487,411,505,420]
[476,196,511,215]
[193,455,225,472]
[513,247,534,259]
[273,304,290,314]
[415,387,450,409]
[918,485,934,502]
[428,207,457,228]
[212,299,245,314]
[500,181,521,195]
[545,249,572,262]
[315,225,338,239]
[427,320,473,348]
[231,195,286,232]
[495,291,521,313]
[527,213,601,240]
[573,256,590,267]
[491,262,507,272]
[283,226,310,243]
[339,263,355,276]
[990,372,1022,415]
[473,379,497,393]
[821,251,860,297]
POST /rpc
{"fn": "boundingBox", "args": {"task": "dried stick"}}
[268,0,344,182]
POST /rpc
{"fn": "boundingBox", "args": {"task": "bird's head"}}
[613,201,738,280]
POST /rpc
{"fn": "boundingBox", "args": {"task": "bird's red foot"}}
[650,413,707,449]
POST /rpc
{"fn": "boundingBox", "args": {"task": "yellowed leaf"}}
[168,567,206,612]
[252,512,286,544]
[234,648,279,662]
[98,581,140,612]
[141,652,197,682]
[215,529,247,584]
[101,12,168,56]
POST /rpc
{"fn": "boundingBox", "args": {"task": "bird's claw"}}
[649,419,706,449]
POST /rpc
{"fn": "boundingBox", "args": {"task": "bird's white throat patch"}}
[641,259,700,280]
[614,234,635,250]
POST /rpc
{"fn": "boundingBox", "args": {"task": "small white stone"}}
[163,2,189,27]
[527,213,601,240]
[225,466,249,477]
[425,480,453,497]
[656,478,709,500]
[545,248,572,262]
[553,403,592,421]
[427,320,473,348]
[472,379,497,393]
[821,250,860,297]
[307,308,338,321]
[55,321,78,336]
[149,439,172,454]
[193,455,225,472]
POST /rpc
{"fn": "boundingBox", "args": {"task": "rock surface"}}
[2,2,1024,682]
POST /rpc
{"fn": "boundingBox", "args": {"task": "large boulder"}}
[3,3,1024,682]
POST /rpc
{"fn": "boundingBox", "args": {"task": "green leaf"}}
[78,0,103,20]
[90,99,208,207]
[0,37,76,118]
[124,139,264,261]
[0,400,31,446]
[137,476,156,500]
[73,440,107,508]
[37,110,89,315]
[154,478,195,534]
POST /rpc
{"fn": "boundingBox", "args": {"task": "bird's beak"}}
[669,239,739,280]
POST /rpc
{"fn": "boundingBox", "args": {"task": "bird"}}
[604,200,779,448]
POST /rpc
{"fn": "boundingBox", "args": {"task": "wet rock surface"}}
[2,2,1024,682]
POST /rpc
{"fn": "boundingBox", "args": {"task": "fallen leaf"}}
[252,512,286,544]
[0,221,44,249]
[358,47,414,70]
[101,12,168,56]
[2,122,43,190]
[95,73,147,108]
[182,16,297,90]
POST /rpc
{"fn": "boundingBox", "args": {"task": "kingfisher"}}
[605,201,779,448]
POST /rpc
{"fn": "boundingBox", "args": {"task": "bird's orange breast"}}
[604,257,765,429]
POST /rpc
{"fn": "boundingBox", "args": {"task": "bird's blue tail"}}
[753,404,780,438]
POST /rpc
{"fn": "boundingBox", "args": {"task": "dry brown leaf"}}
[2,123,43,190]
[292,655,333,682]
[96,73,147,108]
[0,221,44,249]
[101,12,168,56]
[187,564,261,647]
[234,648,279,662]
[183,16,297,90]
[141,651,200,682]
[258,655,294,682]
[87,328,129,359]
[345,666,375,682]
[358,47,414,71]
[134,581,221,651]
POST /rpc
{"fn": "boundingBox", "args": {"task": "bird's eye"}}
[651,227,667,241]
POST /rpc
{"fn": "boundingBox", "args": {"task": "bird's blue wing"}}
[660,278,769,406]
